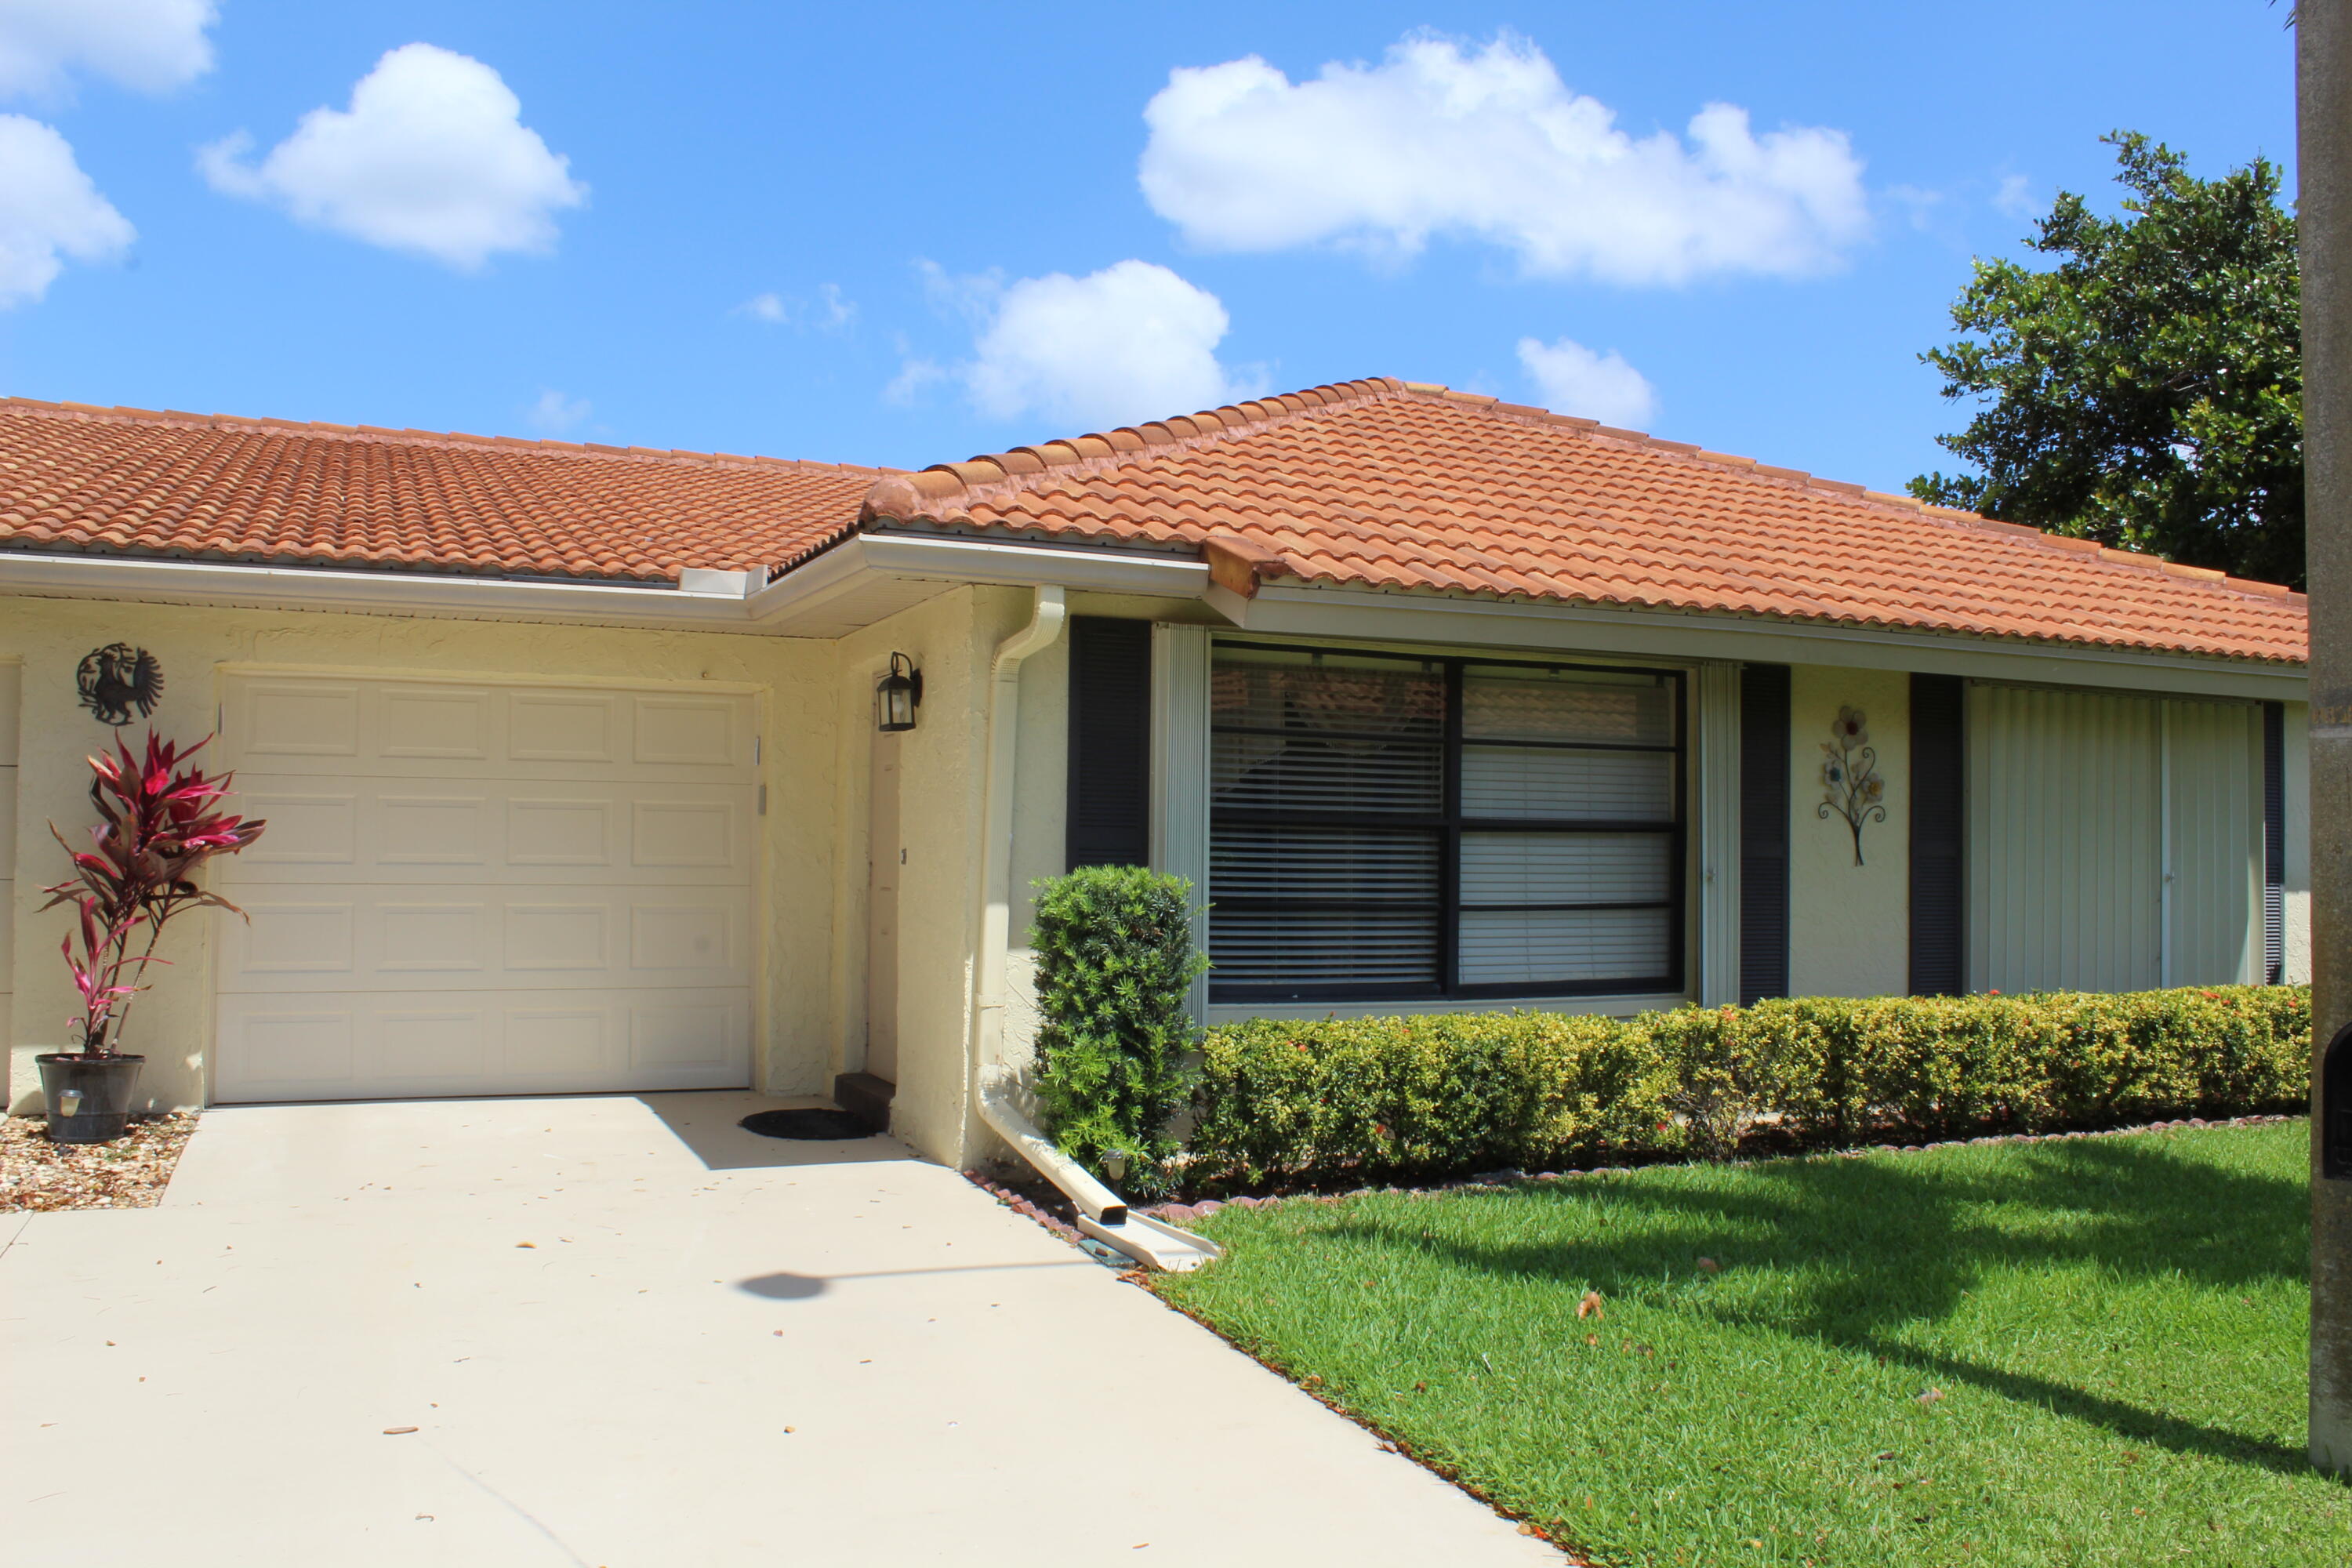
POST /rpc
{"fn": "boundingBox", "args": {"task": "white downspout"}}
[967,586,1218,1272]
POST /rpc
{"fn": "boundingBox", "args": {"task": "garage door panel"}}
[380,901,491,973]
[380,685,494,760]
[229,1007,358,1090]
[510,691,621,764]
[222,777,749,886]
[634,696,745,768]
[378,1007,495,1082]
[237,901,357,975]
[631,798,742,868]
[214,987,749,1102]
[506,902,612,971]
[238,792,361,867]
[220,887,749,993]
[379,794,491,866]
[509,796,615,866]
[232,681,755,783]
[631,996,744,1073]
[238,681,363,758]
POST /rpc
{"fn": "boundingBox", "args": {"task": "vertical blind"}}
[1207,642,1683,1001]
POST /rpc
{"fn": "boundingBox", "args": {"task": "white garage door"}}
[213,674,758,1102]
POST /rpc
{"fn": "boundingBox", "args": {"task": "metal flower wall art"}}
[1817,706,1887,866]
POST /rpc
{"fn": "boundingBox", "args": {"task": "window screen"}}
[1207,643,1683,1002]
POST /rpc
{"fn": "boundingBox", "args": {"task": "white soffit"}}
[1214,581,2307,704]
[0,535,2303,698]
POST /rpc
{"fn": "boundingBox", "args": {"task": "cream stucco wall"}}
[829,586,989,1167]
[1787,663,1912,999]
[820,583,1075,1171]
[2,594,841,1114]
[1003,614,1070,1077]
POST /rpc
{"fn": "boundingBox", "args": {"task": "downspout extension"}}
[967,586,1219,1273]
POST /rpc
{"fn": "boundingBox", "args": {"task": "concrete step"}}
[833,1071,895,1134]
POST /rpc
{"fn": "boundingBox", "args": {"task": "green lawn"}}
[1152,1120,2344,1566]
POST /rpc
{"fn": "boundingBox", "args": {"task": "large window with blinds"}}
[1207,641,1685,1003]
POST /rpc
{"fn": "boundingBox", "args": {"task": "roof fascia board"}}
[1226,582,2307,702]
[717,533,1214,633]
[0,534,1214,638]
[0,549,763,629]
[848,531,1213,597]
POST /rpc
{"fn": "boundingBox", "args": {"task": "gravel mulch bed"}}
[964,1167,1089,1247]
[962,1113,2308,1236]
[1,1112,199,1213]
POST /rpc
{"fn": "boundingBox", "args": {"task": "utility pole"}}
[2300,0,2352,1479]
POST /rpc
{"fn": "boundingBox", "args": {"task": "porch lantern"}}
[875,652,922,733]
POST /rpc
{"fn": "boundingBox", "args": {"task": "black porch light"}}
[876,652,922,733]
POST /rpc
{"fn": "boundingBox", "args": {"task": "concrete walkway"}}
[2,1094,1559,1566]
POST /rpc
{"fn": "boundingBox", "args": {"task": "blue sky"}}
[0,2,2297,493]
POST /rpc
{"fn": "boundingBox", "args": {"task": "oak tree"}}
[1911,133,2302,586]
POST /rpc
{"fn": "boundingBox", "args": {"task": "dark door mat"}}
[739,1108,876,1141]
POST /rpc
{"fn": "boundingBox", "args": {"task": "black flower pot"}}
[35,1054,147,1144]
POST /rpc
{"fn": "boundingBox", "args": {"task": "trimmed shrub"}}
[1189,985,2310,1190]
[1029,865,1208,1196]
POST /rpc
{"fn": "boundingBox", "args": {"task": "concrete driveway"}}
[2,1093,1559,1566]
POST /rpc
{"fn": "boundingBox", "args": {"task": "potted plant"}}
[35,731,266,1143]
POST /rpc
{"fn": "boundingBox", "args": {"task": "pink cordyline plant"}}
[38,731,267,1058]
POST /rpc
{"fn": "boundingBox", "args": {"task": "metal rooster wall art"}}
[76,644,164,728]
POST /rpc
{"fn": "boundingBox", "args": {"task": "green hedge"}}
[1030,864,1208,1197]
[1188,985,2310,1190]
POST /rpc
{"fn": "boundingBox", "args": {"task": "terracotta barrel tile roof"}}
[0,383,2310,666]
[858,377,2307,665]
[0,398,883,583]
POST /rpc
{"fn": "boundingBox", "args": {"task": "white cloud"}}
[1886,183,1946,233]
[0,113,132,307]
[908,259,1263,431]
[883,353,948,408]
[1516,336,1657,428]
[0,0,216,100]
[1139,31,1868,285]
[1993,172,2036,220]
[524,388,590,434]
[198,42,586,270]
[739,281,856,331]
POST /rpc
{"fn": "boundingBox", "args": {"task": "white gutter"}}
[0,535,1216,638]
[967,585,1219,1272]
[0,546,763,625]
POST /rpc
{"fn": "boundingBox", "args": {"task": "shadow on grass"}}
[1321,1131,2310,1473]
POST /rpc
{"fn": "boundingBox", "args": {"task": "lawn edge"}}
[1138,1112,2307,1227]
[971,1113,2310,1568]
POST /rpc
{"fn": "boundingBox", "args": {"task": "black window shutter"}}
[1738,664,1790,1004]
[1908,673,1967,996]
[1065,617,1152,869]
[2263,699,2285,984]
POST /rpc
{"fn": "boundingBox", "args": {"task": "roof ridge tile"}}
[0,395,899,477]
[1392,379,2304,605]
[858,377,1406,524]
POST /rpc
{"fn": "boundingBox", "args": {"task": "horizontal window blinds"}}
[1207,642,1682,1002]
